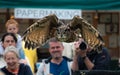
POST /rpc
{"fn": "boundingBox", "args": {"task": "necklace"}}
[6,64,19,75]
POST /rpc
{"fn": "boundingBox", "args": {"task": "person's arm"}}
[72,40,87,71]
[73,39,94,70]
[82,56,94,70]
[71,50,94,71]
[71,55,79,71]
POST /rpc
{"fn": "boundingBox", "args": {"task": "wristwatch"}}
[81,56,87,60]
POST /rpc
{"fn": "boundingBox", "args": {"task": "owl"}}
[22,14,104,51]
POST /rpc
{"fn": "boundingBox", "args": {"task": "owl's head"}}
[54,22,76,42]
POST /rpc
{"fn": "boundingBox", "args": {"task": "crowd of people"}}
[0,16,111,75]
[0,17,31,75]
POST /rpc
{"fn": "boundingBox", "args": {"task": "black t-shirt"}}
[78,47,111,70]
[1,64,33,75]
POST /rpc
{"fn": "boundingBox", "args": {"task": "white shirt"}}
[62,42,75,59]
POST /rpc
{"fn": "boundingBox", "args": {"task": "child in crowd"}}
[5,16,25,59]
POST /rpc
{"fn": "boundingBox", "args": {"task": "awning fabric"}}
[0,0,120,10]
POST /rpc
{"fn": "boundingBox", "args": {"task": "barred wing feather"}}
[22,14,59,49]
[69,16,104,50]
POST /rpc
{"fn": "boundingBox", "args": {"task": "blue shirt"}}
[50,58,70,75]
[19,48,25,59]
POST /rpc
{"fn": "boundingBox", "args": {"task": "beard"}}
[51,52,62,60]
[54,57,60,60]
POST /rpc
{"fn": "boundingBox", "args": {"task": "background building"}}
[0,9,120,67]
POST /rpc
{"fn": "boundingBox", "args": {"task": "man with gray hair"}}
[36,37,79,75]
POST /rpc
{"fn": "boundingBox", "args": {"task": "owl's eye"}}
[65,28,70,33]
[67,29,70,31]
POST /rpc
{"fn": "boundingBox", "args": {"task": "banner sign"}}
[14,8,81,19]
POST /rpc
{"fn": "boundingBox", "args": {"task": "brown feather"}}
[69,16,104,51]
[23,14,104,51]
[22,14,59,49]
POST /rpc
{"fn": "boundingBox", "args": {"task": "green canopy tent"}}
[0,0,120,10]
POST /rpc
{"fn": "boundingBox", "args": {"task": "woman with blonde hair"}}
[0,46,33,75]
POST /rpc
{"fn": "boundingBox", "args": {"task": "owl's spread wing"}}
[22,14,59,49]
[69,16,104,50]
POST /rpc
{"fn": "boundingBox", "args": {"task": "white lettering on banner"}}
[14,8,81,19]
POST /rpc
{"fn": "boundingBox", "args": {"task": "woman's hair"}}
[5,16,19,28]
[4,46,20,59]
[1,33,17,43]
